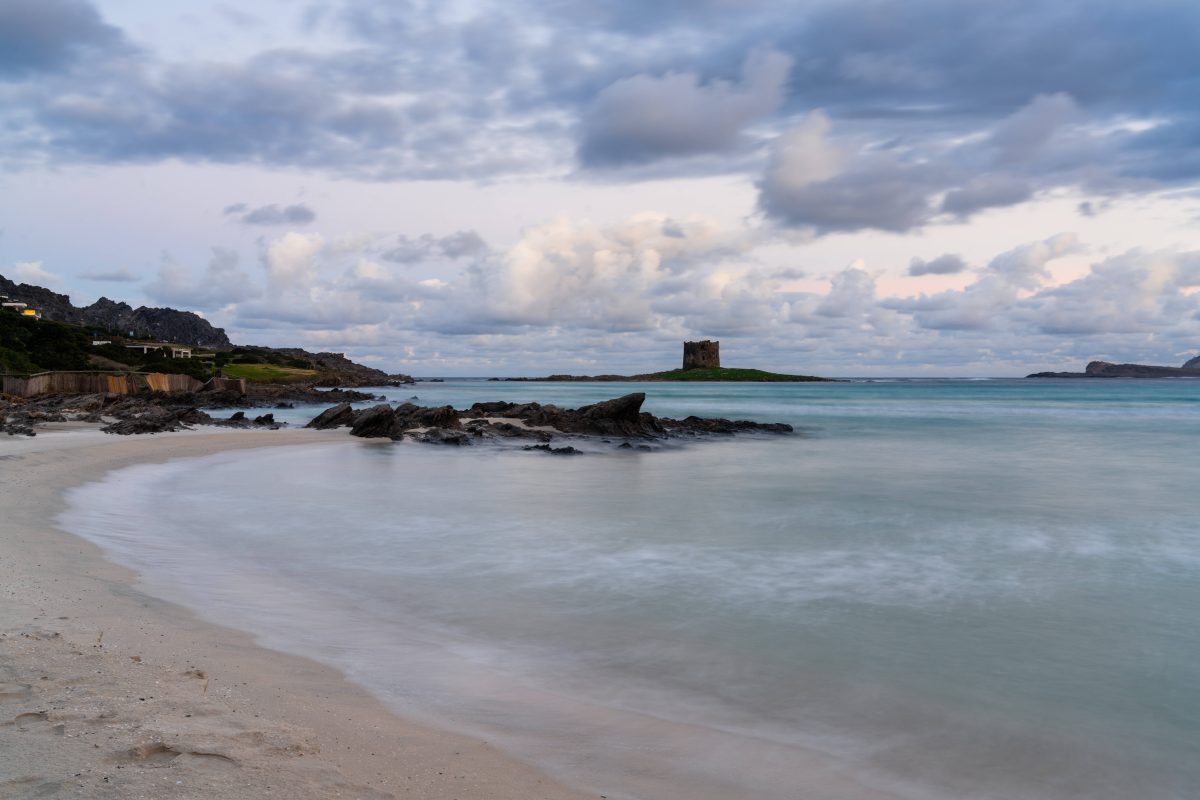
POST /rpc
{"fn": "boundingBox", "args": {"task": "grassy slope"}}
[633,367,829,382]
[220,363,320,383]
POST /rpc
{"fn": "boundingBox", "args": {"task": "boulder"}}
[349,404,399,438]
[523,443,582,455]
[102,408,189,435]
[306,402,356,429]
[415,428,470,445]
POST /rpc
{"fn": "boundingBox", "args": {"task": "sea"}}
[59,378,1200,799]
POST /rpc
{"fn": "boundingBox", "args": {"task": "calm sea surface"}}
[60,379,1200,799]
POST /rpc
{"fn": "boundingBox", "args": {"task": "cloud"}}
[986,232,1079,289]
[80,267,139,282]
[264,232,324,291]
[908,254,968,276]
[145,248,259,310]
[473,213,760,332]
[226,203,317,226]
[990,92,1080,165]
[579,50,791,167]
[0,0,128,78]
[146,219,1200,376]
[381,230,488,263]
[12,261,59,284]
[0,0,1196,196]
[941,175,1034,217]
[758,111,952,233]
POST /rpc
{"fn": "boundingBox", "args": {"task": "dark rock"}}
[275,402,295,409]
[253,413,275,426]
[415,428,469,445]
[349,404,399,438]
[306,402,356,429]
[102,408,189,435]
[176,408,213,425]
[228,411,246,422]
[523,444,582,455]
[660,415,793,434]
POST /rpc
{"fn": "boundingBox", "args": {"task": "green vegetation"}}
[0,313,91,373]
[219,363,320,383]
[140,356,214,381]
[634,367,830,382]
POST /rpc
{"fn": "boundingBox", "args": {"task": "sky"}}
[1,0,1199,376]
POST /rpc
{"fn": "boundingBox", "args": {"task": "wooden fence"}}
[0,371,246,398]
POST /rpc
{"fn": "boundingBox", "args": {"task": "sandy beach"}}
[0,425,589,800]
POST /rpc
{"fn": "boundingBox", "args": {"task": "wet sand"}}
[0,425,590,800]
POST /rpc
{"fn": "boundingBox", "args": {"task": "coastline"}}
[0,425,588,800]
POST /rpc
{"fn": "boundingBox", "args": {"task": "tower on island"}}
[682,340,720,370]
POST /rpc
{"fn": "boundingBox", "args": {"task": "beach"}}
[0,425,588,800]
[4,378,1199,800]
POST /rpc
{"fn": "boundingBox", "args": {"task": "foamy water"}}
[60,379,1200,799]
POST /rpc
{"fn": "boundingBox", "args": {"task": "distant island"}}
[1028,357,1200,378]
[495,340,832,383]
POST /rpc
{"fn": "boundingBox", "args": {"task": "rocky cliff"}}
[1028,358,1200,378]
[0,275,231,347]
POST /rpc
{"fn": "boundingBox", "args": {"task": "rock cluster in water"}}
[307,392,793,449]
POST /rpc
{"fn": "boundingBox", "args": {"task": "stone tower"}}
[682,340,720,370]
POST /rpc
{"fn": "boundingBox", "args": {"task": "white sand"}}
[0,426,589,800]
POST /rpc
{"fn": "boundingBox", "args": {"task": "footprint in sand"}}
[0,682,32,701]
[118,741,240,769]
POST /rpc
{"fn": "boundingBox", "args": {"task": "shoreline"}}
[0,425,589,800]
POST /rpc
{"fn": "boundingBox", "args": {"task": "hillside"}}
[0,275,412,386]
[0,274,230,347]
[0,313,93,373]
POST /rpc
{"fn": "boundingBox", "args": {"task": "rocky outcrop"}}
[307,402,357,429]
[323,392,793,448]
[349,404,399,438]
[83,297,231,347]
[1028,360,1200,378]
[0,274,231,347]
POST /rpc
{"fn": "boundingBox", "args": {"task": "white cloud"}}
[146,248,260,310]
[264,232,324,292]
[12,261,59,284]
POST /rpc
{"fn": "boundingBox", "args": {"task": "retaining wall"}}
[0,372,246,398]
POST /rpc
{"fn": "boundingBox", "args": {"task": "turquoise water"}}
[61,380,1200,799]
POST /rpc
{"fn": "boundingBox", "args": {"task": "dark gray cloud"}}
[908,255,967,277]
[227,203,318,226]
[381,231,488,264]
[0,0,128,77]
[579,51,789,167]
[0,0,1196,214]
[80,267,139,282]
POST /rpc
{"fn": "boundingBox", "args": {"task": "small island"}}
[1028,357,1200,378]
[497,340,832,382]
